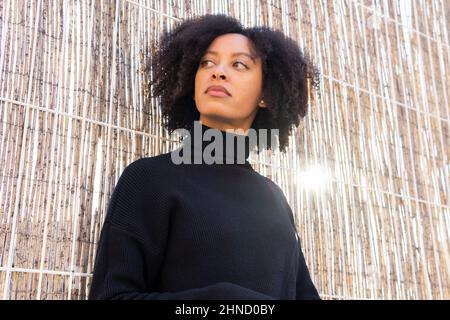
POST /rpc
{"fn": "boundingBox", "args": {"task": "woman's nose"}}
[212,64,226,79]
[212,70,226,80]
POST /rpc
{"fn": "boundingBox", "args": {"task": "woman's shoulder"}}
[261,175,285,195]
[124,151,174,171]
[105,153,175,236]
[116,152,176,186]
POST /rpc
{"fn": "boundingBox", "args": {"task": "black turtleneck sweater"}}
[88,122,320,300]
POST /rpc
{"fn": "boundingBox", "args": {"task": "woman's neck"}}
[182,120,251,165]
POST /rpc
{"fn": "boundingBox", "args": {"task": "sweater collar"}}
[182,121,253,168]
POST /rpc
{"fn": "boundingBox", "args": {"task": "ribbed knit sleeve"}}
[88,158,276,300]
[264,179,321,300]
[295,236,321,300]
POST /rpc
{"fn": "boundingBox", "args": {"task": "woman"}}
[89,14,320,300]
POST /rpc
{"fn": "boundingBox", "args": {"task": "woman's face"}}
[194,33,266,133]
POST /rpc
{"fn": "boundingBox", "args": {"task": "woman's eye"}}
[234,61,248,69]
[200,60,248,69]
[200,60,212,67]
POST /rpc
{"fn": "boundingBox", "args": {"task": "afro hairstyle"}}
[145,14,320,153]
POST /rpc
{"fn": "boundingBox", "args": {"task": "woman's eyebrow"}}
[204,50,256,63]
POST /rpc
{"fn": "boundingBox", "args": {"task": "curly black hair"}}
[145,14,320,153]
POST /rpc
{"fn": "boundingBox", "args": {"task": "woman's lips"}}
[206,90,230,98]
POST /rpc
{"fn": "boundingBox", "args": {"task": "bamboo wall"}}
[0,0,449,300]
